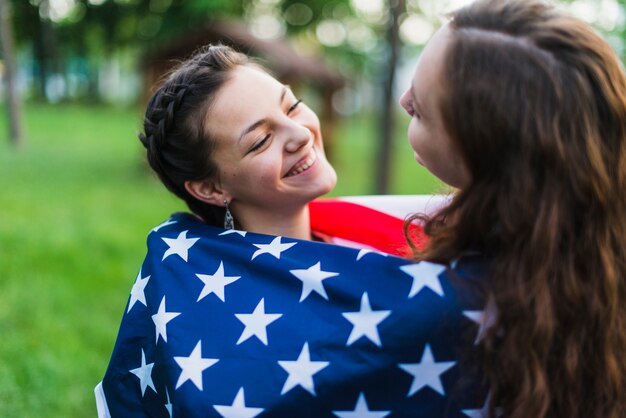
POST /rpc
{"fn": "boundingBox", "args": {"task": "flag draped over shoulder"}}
[97,198,488,418]
[308,198,428,256]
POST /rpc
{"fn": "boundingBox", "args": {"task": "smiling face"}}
[399,25,470,189]
[206,65,337,223]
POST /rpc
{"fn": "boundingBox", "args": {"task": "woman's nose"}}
[283,119,312,153]
[399,90,410,112]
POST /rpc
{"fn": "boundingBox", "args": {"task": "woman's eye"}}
[287,99,302,115]
[247,134,270,154]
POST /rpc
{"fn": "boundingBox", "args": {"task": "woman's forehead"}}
[226,66,281,100]
[413,25,452,88]
[205,66,285,142]
[213,67,282,116]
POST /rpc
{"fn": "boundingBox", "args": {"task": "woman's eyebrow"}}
[238,86,288,143]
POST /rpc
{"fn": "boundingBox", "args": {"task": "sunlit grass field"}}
[0,103,441,417]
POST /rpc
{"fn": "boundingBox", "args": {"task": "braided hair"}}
[138,45,248,226]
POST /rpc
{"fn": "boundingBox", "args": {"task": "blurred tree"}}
[11,0,80,100]
[8,0,244,100]
[7,0,369,98]
[376,0,404,194]
[279,0,369,69]
[0,0,23,146]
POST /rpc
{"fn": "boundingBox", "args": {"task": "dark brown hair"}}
[408,0,626,417]
[138,45,248,225]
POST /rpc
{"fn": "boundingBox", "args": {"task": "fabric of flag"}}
[308,199,427,256]
[96,199,489,418]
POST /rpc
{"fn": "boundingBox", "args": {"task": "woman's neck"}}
[234,205,312,241]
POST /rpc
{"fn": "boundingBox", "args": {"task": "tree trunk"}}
[0,0,23,146]
[374,0,404,194]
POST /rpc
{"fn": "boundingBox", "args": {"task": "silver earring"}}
[223,199,234,230]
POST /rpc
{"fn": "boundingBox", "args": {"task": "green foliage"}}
[0,102,440,417]
[7,0,376,87]
[280,0,352,32]
[10,0,249,53]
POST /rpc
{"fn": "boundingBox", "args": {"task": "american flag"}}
[96,199,489,417]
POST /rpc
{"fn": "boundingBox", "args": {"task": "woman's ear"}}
[184,180,228,207]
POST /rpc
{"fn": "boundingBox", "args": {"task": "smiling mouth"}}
[285,148,317,177]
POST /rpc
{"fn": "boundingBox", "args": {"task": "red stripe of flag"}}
[309,199,428,257]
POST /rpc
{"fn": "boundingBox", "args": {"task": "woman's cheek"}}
[254,160,279,181]
[407,121,420,153]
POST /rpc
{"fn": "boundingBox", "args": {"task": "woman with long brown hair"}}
[400,0,626,417]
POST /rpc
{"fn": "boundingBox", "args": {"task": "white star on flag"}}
[463,310,495,345]
[289,261,339,302]
[127,270,150,313]
[462,408,484,418]
[462,397,488,418]
[332,392,391,418]
[356,249,389,261]
[251,237,296,260]
[342,292,391,347]
[464,299,498,344]
[278,342,330,395]
[164,387,172,417]
[399,262,446,298]
[129,348,155,396]
[162,230,200,262]
[235,298,282,345]
[152,296,181,343]
[463,392,503,418]
[219,229,247,237]
[195,261,241,302]
[152,218,177,233]
[398,344,456,397]
[173,340,219,390]
[213,387,264,418]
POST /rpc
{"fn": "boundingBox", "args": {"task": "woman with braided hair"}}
[137,45,337,240]
[98,45,478,417]
[400,0,626,417]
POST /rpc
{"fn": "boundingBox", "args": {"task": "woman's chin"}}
[324,166,338,194]
[313,158,337,194]
[414,152,424,166]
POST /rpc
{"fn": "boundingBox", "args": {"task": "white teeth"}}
[286,150,317,177]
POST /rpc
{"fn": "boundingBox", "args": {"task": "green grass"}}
[0,103,441,417]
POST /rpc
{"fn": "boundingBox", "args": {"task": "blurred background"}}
[0,0,624,416]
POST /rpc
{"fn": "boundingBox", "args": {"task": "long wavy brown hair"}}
[407,0,626,417]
